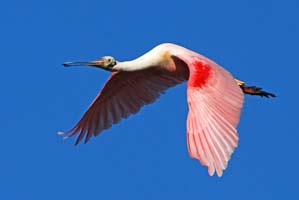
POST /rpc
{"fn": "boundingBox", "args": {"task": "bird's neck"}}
[113,58,153,72]
[113,50,168,72]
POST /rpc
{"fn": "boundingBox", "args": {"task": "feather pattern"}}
[64,68,187,144]
[184,58,244,176]
[61,43,250,177]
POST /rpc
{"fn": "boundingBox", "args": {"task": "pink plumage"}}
[68,69,187,145]
[61,43,275,177]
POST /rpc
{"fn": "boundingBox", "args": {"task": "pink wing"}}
[64,68,187,144]
[182,57,244,177]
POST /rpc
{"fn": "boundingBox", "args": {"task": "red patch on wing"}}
[188,60,211,88]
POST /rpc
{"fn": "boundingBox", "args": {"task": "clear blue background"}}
[1,0,298,199]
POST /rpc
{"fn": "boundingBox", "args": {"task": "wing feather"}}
[179,56,244,177]
[63,68,186,144]
[61,46,243,177]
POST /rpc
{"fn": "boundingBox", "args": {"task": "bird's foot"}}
[240,85,276,98]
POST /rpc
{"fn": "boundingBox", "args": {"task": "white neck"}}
[113,50,162,72]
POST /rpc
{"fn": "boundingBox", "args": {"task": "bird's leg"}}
[235,79,276,98]
[235,79,245,87]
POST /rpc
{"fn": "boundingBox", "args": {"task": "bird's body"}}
[61,43,275,177]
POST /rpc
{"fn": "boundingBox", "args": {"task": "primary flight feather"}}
[60,43,275,177]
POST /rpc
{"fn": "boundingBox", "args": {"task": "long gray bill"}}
[63,62,94,67]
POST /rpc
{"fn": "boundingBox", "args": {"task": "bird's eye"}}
[107,58,111,62]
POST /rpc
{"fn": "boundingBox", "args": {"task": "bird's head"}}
[63,56,117,71]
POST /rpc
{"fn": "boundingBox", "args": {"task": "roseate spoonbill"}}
[60,43,275,177]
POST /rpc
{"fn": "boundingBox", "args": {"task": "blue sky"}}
[1,0,298,199]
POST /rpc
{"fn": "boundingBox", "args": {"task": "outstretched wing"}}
[183,58,244,177]
[63,68,186,144]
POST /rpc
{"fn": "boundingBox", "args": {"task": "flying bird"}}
[60,43,275,177]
